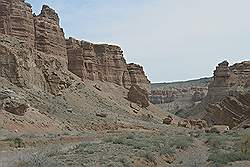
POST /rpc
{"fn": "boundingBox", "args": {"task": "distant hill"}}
[151,77,212,90]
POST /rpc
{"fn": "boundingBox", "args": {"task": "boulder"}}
[208,125,230,134]
[163,115,173,125]
[0,89,29,116]
[178,119,191,128]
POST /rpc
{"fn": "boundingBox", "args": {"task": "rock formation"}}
[205,92,250,128]
[0,1,76,95]
[0,0,150,96]
[192,91,206,102]
[66,37,150,90]
[0,0,35,46]
[203,61,250,128]
[149,90,177,104]
[34,5,67,61]
[0,89,29,116]
[0,35,75,95]
[127,84,150,108]
[205,60,250,103]
[206,61,231,103]
[127,63,150,92]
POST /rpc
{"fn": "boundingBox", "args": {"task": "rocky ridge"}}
[66,37,150,91]
[203,61,250,127]
[0,0,150,96]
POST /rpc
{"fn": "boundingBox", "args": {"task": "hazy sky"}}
[27,0,250,82]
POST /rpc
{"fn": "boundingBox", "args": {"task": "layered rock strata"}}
[127,63,150,92]
[0,1,67,61]
[0,0,150,95]
[0,35,75,95]
[205,93,250,128]
[203,61,250,127]
[34,5,67,60]
[66,37,150,90]
[0,0,35,46]
[205,61,250,103]
[0,0,73,95]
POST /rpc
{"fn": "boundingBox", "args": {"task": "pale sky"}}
[27,0,250,82]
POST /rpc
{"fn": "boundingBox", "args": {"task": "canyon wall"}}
[204,61,250,127]
[205,61,250,103]
[34,5,67,61]
[66,37,150,91]
[0,0,35,46]
[0,0,150,95]
[0,1,75,95]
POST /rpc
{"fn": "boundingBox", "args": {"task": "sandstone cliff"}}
[205,61,250,103]
[0,0,35,46]
[0,0,150,95]
[0,0,76,95]
[66,37,150,90]
[34,5,67,61]
[203,61,250,127]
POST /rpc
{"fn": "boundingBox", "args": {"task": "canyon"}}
[0,0,250,167]
[0,0,150,96]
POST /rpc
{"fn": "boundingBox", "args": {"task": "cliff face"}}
[0,1,75,95]
[203,61,250,127]
[66,37,150,90]
[206,61,250,103]
[206,61,231,103]
[127,63,150,91]
[0,0,35,46]
[0,0,150,95]
[34,5,67,61]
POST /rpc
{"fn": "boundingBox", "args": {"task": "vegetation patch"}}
[204,129,250,166]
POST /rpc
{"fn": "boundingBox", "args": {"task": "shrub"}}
[170,135,193,150]
[240,133,250,154]
[4,137,25,148]
[118,157,133,167]
[208,150,250,165]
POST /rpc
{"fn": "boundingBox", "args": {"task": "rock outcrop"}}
[206,61,231,103]
[149,90,177,104]
[192,91,206,102]
[0,89,29,116]
[66,37,150,90]
[0,0,74,95]
[34,5,67,61]
[127,63,150,91]
[0,0,150,95]
[0,35,75,95]
[205,61,250,103]
[203,61,250,128]
[205,93,250,128]
[127,84,150,108]
[0,0,35,46]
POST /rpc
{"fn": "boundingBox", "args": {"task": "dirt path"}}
[170,138,209,167]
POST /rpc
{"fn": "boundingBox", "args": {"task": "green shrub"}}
[208,150,250,165]
[118,157,133,167]
[240,133,250,154]
[170,135,193,150]
[4,137,25,148]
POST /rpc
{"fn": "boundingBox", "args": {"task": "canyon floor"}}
[0,77,250,167]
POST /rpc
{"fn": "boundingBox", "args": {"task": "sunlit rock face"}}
[34,5,67,63]
[0,0,35,46]
[66,37,150,90]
